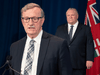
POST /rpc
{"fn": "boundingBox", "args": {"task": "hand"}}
[86,61,93,69]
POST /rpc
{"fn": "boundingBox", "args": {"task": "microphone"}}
[1,55,22,75]
[0,55,12,69]
[8,64,22,75]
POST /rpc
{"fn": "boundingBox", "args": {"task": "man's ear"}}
[41,17,45,26]
[21,18,24,26]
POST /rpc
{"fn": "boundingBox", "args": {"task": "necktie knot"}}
[70,25,74,28]
[30,40,35,45]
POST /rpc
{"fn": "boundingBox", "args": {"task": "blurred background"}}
[0,0,100,74]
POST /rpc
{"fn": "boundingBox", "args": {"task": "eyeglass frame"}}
[21,16,43,23]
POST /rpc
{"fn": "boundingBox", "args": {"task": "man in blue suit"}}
[55,8,94,75]
[9,3,72,75]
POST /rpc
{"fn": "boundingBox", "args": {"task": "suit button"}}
[69,46,70,47]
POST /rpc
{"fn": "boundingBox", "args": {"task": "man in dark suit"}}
[9,3,72,75]
[55,8,94,75]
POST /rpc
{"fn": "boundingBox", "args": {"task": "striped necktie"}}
[69,25,74,40]
[24,40,35,75]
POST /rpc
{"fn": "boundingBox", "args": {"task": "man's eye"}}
[25,18,29,20]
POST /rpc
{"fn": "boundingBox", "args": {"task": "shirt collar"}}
[68,21,79,27]
[27,30,43,44]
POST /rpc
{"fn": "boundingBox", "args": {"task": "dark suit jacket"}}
[55,23,94,69]
[10,31,72,75]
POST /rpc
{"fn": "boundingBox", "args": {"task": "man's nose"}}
[29,19,34,25]
[70,15,72,18]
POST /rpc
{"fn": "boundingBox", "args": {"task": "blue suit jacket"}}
[10,31,72,75]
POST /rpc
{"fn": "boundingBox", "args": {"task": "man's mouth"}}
[28,26,35,29]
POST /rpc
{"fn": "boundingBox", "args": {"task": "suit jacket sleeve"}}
[58,40,72,75]
[86,26,94,61]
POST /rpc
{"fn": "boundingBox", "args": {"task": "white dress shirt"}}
[68,21,79,38]
[21,30,43,75]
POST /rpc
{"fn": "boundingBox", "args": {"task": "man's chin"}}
[68,22,74,24]
[30,33,35,35]
[27,32,35,35]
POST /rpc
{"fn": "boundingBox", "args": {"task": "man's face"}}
[21,7,44,38]
[66,9,78,25]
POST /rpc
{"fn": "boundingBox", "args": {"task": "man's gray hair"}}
[21,3,45,17]
[66,8,79,16]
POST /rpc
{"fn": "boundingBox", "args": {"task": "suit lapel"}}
[69,23,82,44]
[17,37,26,72]
[37,31,50,75]
[64,24,70,44]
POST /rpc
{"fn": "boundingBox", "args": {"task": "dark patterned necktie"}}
[24,40,35,75]
[69,25,74,40]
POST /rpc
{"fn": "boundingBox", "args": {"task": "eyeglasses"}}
[21,17,43,23]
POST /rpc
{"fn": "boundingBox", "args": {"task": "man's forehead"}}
[22,7,41,16]
[67,9,77,14]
